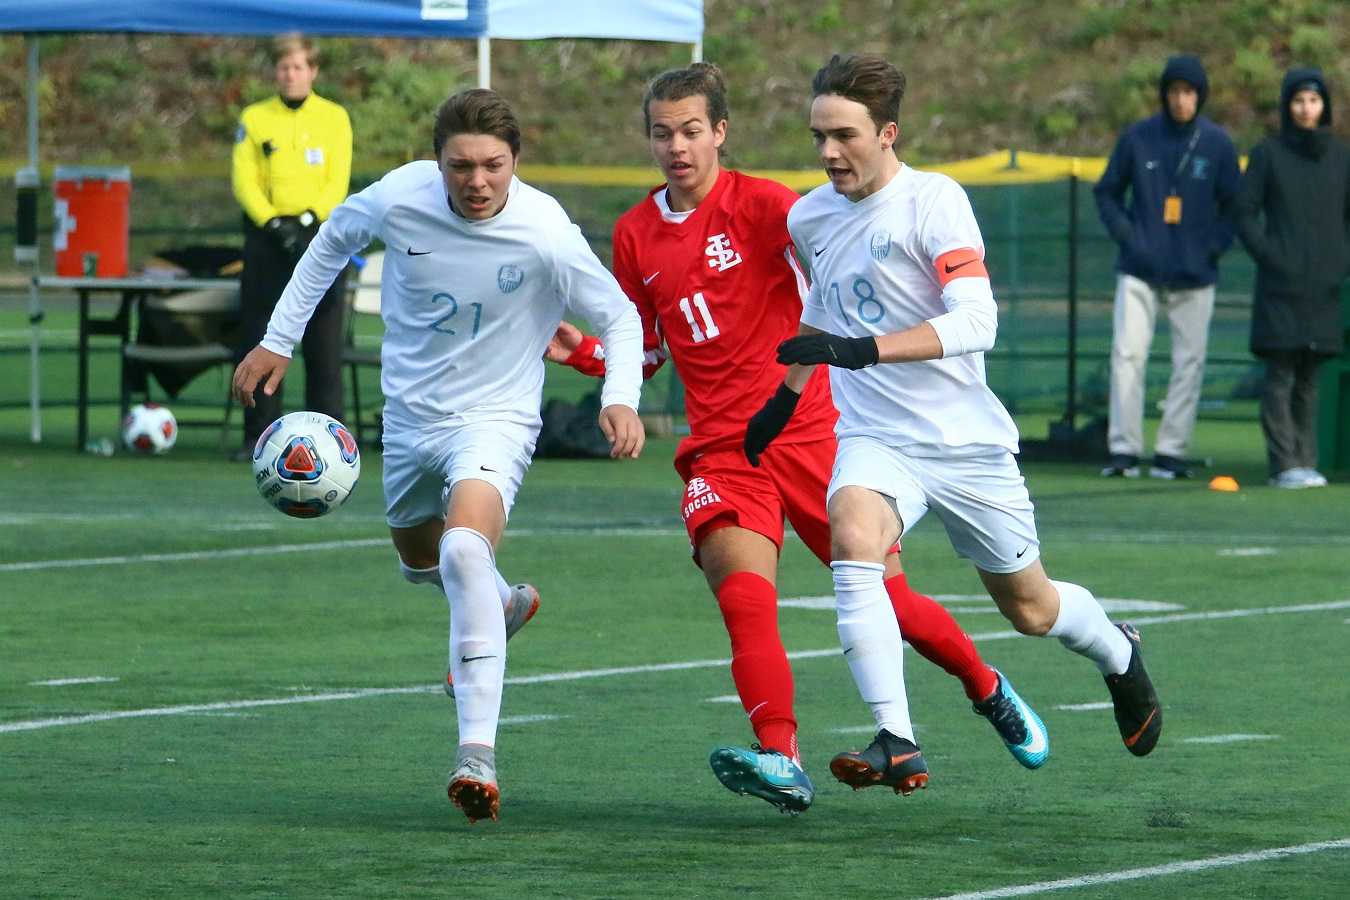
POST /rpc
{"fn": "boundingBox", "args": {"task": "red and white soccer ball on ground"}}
[251,411,360,519]
[121,403,178,455]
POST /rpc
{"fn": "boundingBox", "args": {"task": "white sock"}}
[401,561,443,589]
[832,560,914,743]
[1046,580,1132,675]
[440,528,507,748]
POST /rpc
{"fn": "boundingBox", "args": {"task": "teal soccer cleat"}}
[709,744,815,814]
[972,669,1050,769]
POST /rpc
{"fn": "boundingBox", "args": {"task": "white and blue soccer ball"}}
[121,403,178,455]
[251,411,360,519]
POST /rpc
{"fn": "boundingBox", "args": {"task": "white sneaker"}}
[445,584,540,699]
[1270,469,1313,489]
[1297,468,1328,487]
[448,743,499,823]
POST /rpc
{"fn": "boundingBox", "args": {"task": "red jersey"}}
[609,169,836,467]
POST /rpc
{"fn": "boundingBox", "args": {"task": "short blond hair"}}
[272,33,317,67]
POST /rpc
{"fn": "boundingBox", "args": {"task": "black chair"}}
[120,286,240,446]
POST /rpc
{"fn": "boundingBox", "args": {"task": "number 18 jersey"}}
[611,169,836,465]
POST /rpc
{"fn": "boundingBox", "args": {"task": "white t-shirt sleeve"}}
[550,222,643,411]
[260,180,382,358]
[920,179,998,358]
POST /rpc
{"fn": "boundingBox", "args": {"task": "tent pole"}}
[477,36,490,89]
[691,40,702,63]
[25,36,42,444]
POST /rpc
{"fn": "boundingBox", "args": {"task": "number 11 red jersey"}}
[611,169,837,468]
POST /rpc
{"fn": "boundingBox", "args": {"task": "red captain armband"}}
[934,247,988,287]
[564,335,607,377]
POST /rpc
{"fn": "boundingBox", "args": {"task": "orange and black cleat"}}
[1104,623,1162,756]
[448,744,500,823]
[829,729,929,796]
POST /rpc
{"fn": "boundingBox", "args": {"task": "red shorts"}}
[676,439,836,566]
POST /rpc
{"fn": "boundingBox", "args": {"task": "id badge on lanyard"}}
[1165,128,1201,226]
[1163,195,1182,224]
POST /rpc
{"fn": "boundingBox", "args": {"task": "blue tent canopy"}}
[0,0,487,38]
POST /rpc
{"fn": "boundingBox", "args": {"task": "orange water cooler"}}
[53,166,130,277]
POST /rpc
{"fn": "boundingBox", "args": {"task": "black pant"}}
[1259,349,1327,476]
[237,220,349,445]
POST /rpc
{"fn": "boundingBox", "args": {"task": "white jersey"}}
[262,161,643,433]
[790,164,1019,455]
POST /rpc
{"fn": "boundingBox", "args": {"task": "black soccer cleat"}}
[829,729,928,795]
[1104,624,1162,757]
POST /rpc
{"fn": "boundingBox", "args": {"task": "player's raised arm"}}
[232,184,379,407]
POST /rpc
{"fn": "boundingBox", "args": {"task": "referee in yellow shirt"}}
[232,33,352,457]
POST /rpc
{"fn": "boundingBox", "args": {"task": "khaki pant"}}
[1107,274,1215,459]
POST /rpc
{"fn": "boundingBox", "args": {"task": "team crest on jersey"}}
[1191,157,1210,180]
[704,233,743,272]
[497,264,525,293]
[869,230,892,260]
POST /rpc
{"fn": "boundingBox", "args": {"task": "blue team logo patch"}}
[869,230,892,261]
[497,264,524,294]
[1191,157,1210,180]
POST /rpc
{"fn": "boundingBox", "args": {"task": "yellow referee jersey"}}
[232,93,352,227]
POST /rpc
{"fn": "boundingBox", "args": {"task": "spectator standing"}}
[232,33,352,457]
[1234,68,1349,489]
[1094,55,1242,478]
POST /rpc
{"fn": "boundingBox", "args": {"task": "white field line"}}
[1217,547,1277,557]
[4,599,1349,736]
[0,529,685,573]
[1053,702,1113,712]
[29,676,120,686]
[929,837,1350,900]
[780,595,1182,614]
[1183,733,1279,745]
[704,695,741,704]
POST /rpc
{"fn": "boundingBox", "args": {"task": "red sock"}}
[716,571,799,761]
[884,573,998,702]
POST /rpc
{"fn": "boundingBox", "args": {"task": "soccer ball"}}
[251,411,360,519]
[121,403,178,455]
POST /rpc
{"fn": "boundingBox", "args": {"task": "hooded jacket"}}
[1094,55,1242,288]
[1234,67,1350,355]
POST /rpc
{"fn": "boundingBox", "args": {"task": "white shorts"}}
[827,436,1040,574]
[382,419,539,529]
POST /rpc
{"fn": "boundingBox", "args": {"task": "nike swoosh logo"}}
[407,248,432,256]
[843,646,855,655]
[746,701,768,718]
[944,259,977,274]
[1124,706,1158,747]
[813,247,827,258]
[889,751,921,767]
[1016,545,1029,558]
[1018,700,1048,754]
[479,465,498,473]
[642,271,660,285]
[460,655,496,663]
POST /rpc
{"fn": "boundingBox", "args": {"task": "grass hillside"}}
[2,0,1348,173]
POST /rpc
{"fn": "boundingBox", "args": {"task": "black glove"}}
[264,216,307,257]
[743,383,801,467]
[777,333,878,369]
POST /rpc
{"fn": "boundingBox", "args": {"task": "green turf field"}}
[2,407,1349,897]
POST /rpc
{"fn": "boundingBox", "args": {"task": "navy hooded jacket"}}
[1094,55,1242,288]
